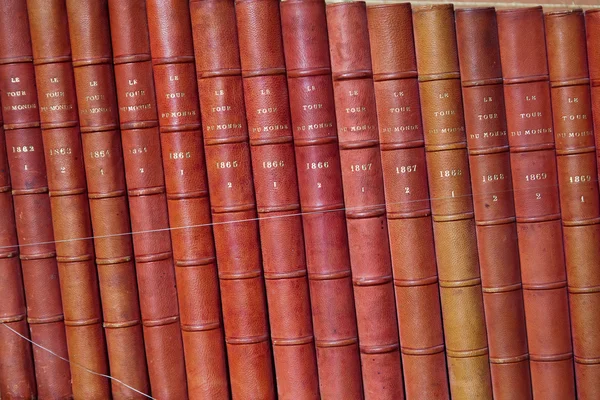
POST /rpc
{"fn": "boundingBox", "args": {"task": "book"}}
[546,9,600,398]
[145,0,230,397]
[413,4,493,398]
[235,0,320,397]
[0,0,74,397]
[190,0,276,397]
[108,0,190,397]
[65,0,144,396]
[497,7,576,398]
[367,3,450,399]
[326,2,404,398]
[455,7,532,398]
[280,1,364,397]
[0,109,36,399]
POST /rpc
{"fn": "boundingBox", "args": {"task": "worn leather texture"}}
[497,7,576,399]
[327,3,404,399]
[0,107,37,398]
[108,1,193,398]
[367,4,449,399]
[413,4,493,399]
[235,0,320,398]
[65,0,147,397]
[455,8,532,400]
[546,9,600,399]
[0,1,74,398]
[146,0,230,398]
[189,0,276,398]
[588,10,600,186]
[280,1,364,398]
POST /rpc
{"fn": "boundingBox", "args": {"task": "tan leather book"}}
[0,107,36,399]
[546,9,600,398]
[413,4,493,399]
[367,4,450,398]
[0,0,74,397]
[235,0,320,398]
[497,7,576,399]
[189,0,276,397]
[280,1,364,397]
[455,8,532,399]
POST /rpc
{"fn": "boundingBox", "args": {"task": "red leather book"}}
[108,1,189,397]
[145,0,230,398]
[589,11,600,182]
[546,10,600,398]
[146,0,230,397]
[65,0,144,397]
[280,1,364,398]
[326,3,403,398]
[412,4,493,398]
[497,7,576,399]
[367,4,450,399]
[235,0,319,398]
[189,0,275,397]
[0,112,36,398]
[455,8,532,399]
[0,1,73,397]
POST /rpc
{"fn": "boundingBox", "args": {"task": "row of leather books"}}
[0,0,599,399]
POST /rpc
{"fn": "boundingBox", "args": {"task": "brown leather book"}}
[367,4,450,399]
[546,10,600,398]
[496,7,576,399]
[326,2,404,398]
[145,0,230,398]
[0,1,73,397]
[65,0,146,397]
[0,110,36,398]
[280,1,364,397]
[108,1,190,397]
[235,0,320,398]
[412,4,493,399]
[589,11,600,181]
[455,8,533,399]
[189,0,276,397]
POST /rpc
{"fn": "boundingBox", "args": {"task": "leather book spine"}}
[189,0,276,397]
[235,0,320,398]
[367,4,450,399]
[497,7,576,399]
[0,1,73,397]
[455,8,532,399]
[65,0,144,397]
[145,0,230,398]
[412,5,493,399]
[280,1,364,398]
[546,10,600,398]
[586,10,600,182]
[108,1,189,397]
[326,3,404,398]
[0,114,36,398]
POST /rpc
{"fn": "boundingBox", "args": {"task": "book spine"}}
[0,1,74,397]
[279,1,364,398]
[235,0,320,398]
[455,8,533,399]
[412,5,493,399]
[589,11,600,183]
[546,10,600,399]
[65,0,144,397]
[108,1,189,397]
[189,0,275,398]
[326,2,403,398]
[145,0,230,398]
[0,112,36,399]
[367,4,450,399]
[497,7,576,399]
